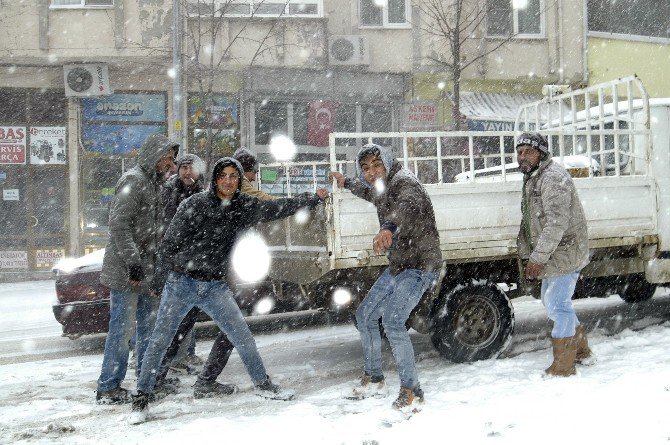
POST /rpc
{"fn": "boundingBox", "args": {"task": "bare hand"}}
[373,229,393,255]
[329,172,346,188]
[316,188,329,200]
[525,262,545,280]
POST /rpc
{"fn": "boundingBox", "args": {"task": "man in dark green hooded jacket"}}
[96,133,178,404]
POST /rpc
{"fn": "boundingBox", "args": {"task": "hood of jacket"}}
[137,133,179,181]
[210,157,244,198]
[355,143,395,187]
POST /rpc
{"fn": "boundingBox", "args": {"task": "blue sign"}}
[467,119,514,131]
[82,93,166,123]
[82,124,166,155]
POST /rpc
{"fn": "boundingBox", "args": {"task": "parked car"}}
[52,248,293,339]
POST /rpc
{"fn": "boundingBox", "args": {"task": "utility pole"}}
[172,0,185,150]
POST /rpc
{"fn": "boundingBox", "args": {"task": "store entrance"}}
[0,165,68,271]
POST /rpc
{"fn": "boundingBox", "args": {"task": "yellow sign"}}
[175,120,182,131]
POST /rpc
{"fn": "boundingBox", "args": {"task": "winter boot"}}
[346,373,387,400]
[193,379,239,399]
[255,376,295,401]
[575,325,596,366]
[392,386,424,413]
[152,376,181,401]
[96,387,131,405]
[128,391,150,425]
[545,336,577,377]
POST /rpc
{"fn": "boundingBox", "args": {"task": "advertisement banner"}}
[29,127,67,165]
[0,251,28,269]
[82,93,166,123]
[35,249,65,269]
[82,124,166,155]
[189,95,238,127]
[307,101,337,147]
[0,126,27,164]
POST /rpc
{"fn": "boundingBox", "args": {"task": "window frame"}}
[359,0,412,29]
[586,0,670,43]
[50,0,114,9]
[486,0,546,39]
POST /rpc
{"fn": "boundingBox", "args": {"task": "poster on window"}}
[81,124,166,155]
[189,95,238,128]
[0,126,26,165]
[402,101,437,130]
[0,251,28,269]
[307,101,337,147]
[29,127,67,165]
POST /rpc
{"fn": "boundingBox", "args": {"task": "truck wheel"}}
[430,282,514,363]
[618,274,656,303]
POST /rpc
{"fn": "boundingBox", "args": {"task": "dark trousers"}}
[155,308,234,386]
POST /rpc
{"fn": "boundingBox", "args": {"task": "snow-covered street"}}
[1,281,669,444]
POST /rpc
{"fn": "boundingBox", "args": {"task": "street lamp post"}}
[172,0,185,150]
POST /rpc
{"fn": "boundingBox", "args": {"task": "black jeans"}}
[154,307,234,386]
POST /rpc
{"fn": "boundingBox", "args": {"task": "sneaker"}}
[255,376,295,401]
[186,353,205,368]
[392,386,424,413]
[151,376,181,401]
[96,387,132,405]
[346,374,387,400]
[128,391,150,425]
[193,379,239,399]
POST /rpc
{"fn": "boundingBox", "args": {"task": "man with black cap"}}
[516,132,595,377]
[233,147,275,200]
[96,133,178,404]
[128,157,328,424]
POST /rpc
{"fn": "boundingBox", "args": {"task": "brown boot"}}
[545,336,577,377]
[574,325,596,365]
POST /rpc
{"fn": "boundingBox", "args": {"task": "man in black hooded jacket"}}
[129,157,328,424]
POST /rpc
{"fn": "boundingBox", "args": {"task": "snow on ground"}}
[0,283,669,444]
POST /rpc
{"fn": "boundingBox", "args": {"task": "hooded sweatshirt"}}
[344,144,442,274]
[100,133,179,294]
[152,157,323,291]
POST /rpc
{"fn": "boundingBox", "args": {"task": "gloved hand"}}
[128,264,145,282]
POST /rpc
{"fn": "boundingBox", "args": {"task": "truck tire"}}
[430,281,514,363]
[618,274,656,303]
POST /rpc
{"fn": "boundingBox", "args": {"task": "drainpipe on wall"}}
[557,0,564,83]
[582,0,589,84]
[67,98,80,257]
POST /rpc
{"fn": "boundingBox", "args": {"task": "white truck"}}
[254,76,670,363]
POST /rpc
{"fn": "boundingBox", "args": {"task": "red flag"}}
[307,101,337,147]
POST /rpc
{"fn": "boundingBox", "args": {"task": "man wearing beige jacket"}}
[516,132,595,377]
[233,147,275,200]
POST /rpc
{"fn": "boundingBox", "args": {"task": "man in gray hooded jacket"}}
[96,133,178,404]
[331,143,441,413]
[516,132,594,377]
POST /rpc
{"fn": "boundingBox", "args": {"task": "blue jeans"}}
[137,272,268,394]
[541,272,580,338]
[355,268,437,390]
[97,289,158,392]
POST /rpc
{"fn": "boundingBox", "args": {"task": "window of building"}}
[187,0,322,17]
[51,0,113,7]
[588,0,670,41]
[360,0,410,28]
[255,101,288,145]
[486,0,544,37]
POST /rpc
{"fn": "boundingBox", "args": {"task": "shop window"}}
[486,0,544,37]
[362,105,392,146]
[0,90,27,122]
[360,0,410,27]
[28,91,67,124]
[255,101,288,145]
[336,104,357,147]
[293,103,309,146]
[188,94,240,161]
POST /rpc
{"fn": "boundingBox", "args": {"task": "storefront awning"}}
[459,91,567,131]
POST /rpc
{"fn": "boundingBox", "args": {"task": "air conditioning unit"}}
[63,63,112,97]
[328,35,370,66]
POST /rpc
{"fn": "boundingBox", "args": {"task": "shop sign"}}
[403,102,438,130]
[0,126,27,164]
[82,124,166,155]
[3,189,19,201]
[35,249,65,269]
[29,127,67,165]
[467,119,514,131]
[0,251,28,269]
[82,93,166,123]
